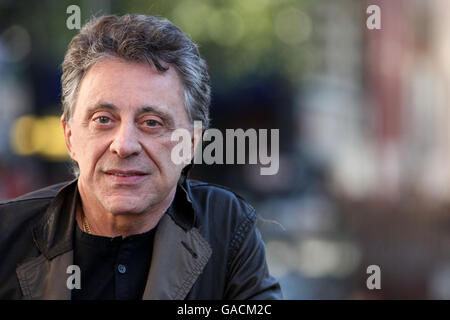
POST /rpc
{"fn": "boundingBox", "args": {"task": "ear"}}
[61,115,75,160]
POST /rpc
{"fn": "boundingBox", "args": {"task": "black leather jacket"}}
[0,177,282,299]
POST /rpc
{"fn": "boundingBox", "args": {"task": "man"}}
[0,14,282,299]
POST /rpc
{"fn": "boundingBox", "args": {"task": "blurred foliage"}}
[0,0,316,88]
[121,0,316,88]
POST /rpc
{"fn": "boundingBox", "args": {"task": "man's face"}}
[62,57,192,216]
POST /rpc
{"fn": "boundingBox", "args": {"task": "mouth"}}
[104,170,148,177]
[103,170,149,184]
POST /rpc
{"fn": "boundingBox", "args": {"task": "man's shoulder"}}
[0,181,72,210]
[0,181,73,238]
[186,179,257,222]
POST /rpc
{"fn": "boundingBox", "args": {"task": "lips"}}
[104,170,148,176]
[103,170,148,184]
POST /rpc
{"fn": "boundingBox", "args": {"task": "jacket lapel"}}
[16,251,73,300]
[16,180,78,300]
[142,213,212,300]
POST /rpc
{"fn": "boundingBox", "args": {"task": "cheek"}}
[146,138,185,173]
[73,134,110,172]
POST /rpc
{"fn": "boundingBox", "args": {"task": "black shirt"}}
[71,222,156,300]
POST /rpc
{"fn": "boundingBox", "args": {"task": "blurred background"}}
[2,0,450,299]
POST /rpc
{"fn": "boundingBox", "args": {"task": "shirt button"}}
[117,264,127,274]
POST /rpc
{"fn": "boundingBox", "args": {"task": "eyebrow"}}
[86,101,176,128]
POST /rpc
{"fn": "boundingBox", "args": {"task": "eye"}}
[144,119,161,127]
[94,116,111,124]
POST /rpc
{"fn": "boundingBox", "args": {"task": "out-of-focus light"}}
[266,238,361,279]
[207,9,245,46]
[297,239,361,278]
[298,239,340,277]
[274,7,312,46]
[299,239,360,278]
[333,144,377,199]
[237,0,270,13]
[171,0,213,41]
[0,25,31,63]
[11,116,35,155]
[10,115,69,161]
[265,240,296,279]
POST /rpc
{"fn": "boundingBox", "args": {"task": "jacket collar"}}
[32,176,197,259]
[16,176,212,299]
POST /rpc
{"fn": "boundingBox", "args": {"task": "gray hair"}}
[61,14,211,176]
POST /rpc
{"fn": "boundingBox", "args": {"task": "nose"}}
[110,120,142,158]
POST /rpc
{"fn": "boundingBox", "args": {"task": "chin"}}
[104,197,145,215]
